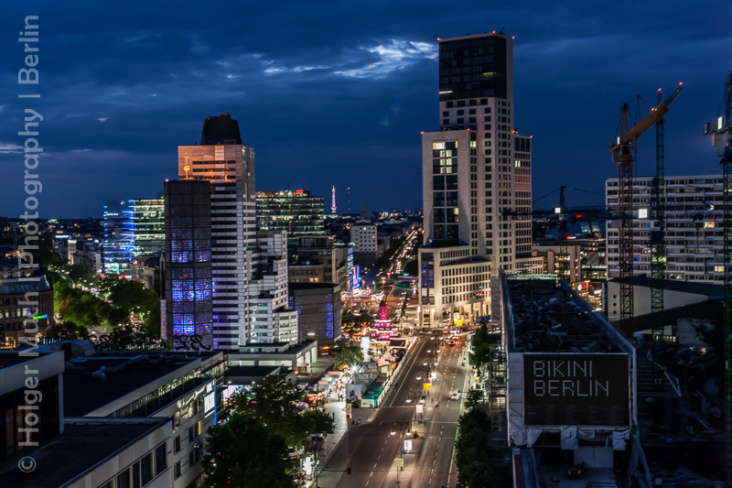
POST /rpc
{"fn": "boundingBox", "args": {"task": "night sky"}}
[1,1,729,218]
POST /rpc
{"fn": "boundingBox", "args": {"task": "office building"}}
[163,179,213,350]
[418,32,533,326]
[351,224,378,267]
[605,174,723,284]
[177,113,297,350]
[0,255,53,348]
[256,189,325,241]
[289,282,342,354]
[102,198,165,276]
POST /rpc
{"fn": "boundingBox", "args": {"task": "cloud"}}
[0,142,23,154]
[334,40,437,79]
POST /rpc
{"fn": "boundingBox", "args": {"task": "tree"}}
[203,413,298,488]
[333,345,364,370]
[45,321,89,340]
[455,408,502,487]
[463,389,485,410]
[469,325,499,368]
[341,312,374,338]
[404,259,419,276]
[234,374,335,448]
[67,263,95,284]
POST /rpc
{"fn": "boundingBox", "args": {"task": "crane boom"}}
[610,83,684,153]
[610,82,683,325]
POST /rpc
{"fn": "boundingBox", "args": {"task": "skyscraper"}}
[177,113,297,350]
[418,32,536,327]
[102,198,165,276]
[163,179,213,349]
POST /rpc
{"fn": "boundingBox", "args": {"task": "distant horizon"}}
[1,2,727,220]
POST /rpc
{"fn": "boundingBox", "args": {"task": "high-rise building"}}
[177,113,297,350]
[102,198,164,276]
[163,180,213,349]
[605,174,723,284]
[418,32,535,326]
[256,189,325,241]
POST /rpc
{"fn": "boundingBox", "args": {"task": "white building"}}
[178,113,297,350]
[418,32,536,326]
[351,224,378,266]
[605,174,723,284]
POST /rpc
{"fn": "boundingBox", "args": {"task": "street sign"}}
[423,383,431,391]
[403,440,412,452]
[394,458,404,468]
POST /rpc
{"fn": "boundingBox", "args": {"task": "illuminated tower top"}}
[331,185,337,214]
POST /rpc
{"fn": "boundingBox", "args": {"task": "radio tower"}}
[331,185,337,214]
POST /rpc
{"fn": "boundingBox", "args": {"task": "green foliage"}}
[203,413,298,488]
[463,389,485,410]
[404,259,419,276]
[341,312,374,338]
[45,321,89,340]
[455,408,502,488]
[333,345,364,369]
[469,325,499,368]
[101,325,160,350]
[66,263,95,284]
[233,374,334,448]
[54,282,119,328]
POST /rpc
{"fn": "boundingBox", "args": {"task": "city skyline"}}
[0,1,729,218]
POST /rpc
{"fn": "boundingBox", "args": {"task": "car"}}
[449,390,461,400]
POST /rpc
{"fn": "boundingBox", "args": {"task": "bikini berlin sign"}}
[523,353,630,426]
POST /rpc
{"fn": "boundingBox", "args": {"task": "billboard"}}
[523,353,629,426]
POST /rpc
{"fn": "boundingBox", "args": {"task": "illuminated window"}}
[715,265,724,273]
[433,142,445,150]
[703,221,715,229]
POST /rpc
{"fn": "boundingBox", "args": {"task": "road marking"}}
[373,463,377,469]
[365,481,370,486]
[369,472,373,477]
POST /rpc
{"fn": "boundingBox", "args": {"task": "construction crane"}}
[651,89,668,317]
[703,71,732,488]
[609,83,683,324]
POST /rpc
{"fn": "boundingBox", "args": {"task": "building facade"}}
[0,255,53,348]
[256,189,325,241]
[605,174,723,284]
[289,283,342,354]
[350,224,378,267]
[177,113,297,350]
[418,32,533,326]
[163,180,214,350]
[102,198,164,277]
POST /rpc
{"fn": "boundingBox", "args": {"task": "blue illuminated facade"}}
[164,180,214,350]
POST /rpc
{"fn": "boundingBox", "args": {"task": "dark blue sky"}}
[1,1,729,218]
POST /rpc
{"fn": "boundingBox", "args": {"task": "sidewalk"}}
[306,390,379,487]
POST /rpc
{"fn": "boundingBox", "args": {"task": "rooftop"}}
[505,276,627,353]
[62,353,212,416]
[0,419,167,488]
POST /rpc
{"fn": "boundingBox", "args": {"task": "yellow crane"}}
[609,83,683,324]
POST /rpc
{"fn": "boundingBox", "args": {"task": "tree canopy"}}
[455,408,502,487]
[333,345,364,370]
[233,374,334,448]
[341,312,374,338]
[203,413,298,488]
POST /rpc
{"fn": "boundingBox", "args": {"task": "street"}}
[317,333,469,487]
